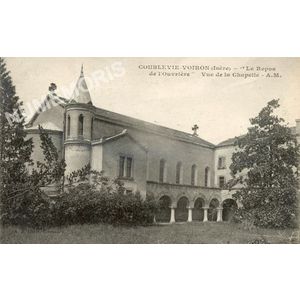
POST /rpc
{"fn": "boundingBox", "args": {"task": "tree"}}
[30,125,65,189]
[0,58,65,226]
[230,99,299,228]
[0,57,33,203]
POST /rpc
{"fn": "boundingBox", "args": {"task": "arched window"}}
[78,114,84,136]
[67,115,71,137]
[176,162,183,184]
[159,159,166,183]
[205,167,210,187]
[191,164,197,186]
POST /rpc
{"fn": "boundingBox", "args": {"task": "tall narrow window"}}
[67,115,71,137]
[218,156,226,169]
[219,176,225,188]
[119,156,125,177]
[191,164,197,186]
[78,114,84,136]
[126,157,132,178]
[91,118,94,140]
[205,167,210,187]
[176,162,183,184]
[159,159,166,183]
[119,156,133,178]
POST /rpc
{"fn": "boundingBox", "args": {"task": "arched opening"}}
[175,196,188,222]
[78,114,84,136]
[208,198,219,221]
[67,115,71,137]
[156,196,171,223]
[222,199,238,221]
[191,164,197,186]
[159,159,166,183]
[176,162,183,184]
[193,198,205,221]
[204,167,210,187]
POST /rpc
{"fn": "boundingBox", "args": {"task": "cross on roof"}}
[192,124,199,136]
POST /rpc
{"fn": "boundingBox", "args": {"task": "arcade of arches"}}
[155,195,238,223]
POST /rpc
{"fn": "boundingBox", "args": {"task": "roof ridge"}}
[25,93,68,127]
[93,106,216,148]
[91,129,148,152]
[217,125,297,147]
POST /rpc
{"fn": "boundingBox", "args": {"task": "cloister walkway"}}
[146,181,241,223]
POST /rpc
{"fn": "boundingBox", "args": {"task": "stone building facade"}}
[25,68,300,223]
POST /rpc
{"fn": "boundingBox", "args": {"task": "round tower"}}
[64,66,94,176]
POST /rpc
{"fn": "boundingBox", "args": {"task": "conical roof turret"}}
[70,65,92,105]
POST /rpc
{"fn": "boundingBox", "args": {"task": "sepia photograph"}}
[0,57,299,244]
[1,1,300,300]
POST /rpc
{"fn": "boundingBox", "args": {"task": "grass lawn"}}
[1,222,299,244]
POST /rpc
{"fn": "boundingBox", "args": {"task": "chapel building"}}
[25,68,300,223]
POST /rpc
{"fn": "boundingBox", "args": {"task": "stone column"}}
[217,208,223,222]
[170,208,175,223]
[188,208,193,222]
[203,207,208,222]
[153,215,156,224]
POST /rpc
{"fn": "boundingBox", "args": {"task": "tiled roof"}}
[26,93,68,127]
[217,126,297,147]
[217,135,245,147]
[27,121,62,131]
[93,106,216,148]
[92,129,127,145]
[91,129,148,152]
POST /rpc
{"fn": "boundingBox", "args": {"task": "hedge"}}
[1,183,157,228]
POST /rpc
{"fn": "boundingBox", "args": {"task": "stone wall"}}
[93,118,216,187]
[214,145,235,187]
[101,135,148,198]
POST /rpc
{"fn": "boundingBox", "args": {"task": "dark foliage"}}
[2,164,157,228]
[0,57,33,204]
[52,184,156,227]
[52,168,157,227]
[230,100,299,228]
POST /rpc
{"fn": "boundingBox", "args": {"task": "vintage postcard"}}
[0,57,299,243]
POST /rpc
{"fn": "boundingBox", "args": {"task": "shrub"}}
[1,164,158,228]
[233,203,297,229]
[51,185,157,227]
[1,184,52,228]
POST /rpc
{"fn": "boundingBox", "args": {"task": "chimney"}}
[296,119,300,135]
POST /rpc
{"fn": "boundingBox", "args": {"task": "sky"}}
[5,57,300,144]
